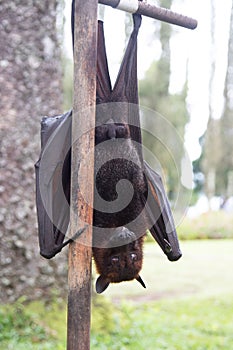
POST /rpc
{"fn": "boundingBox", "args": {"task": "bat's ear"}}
[136,275,146,289]
[96,275,110,294]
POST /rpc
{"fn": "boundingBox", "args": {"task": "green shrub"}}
[0,302,46,344]
[1,293,233,349]
[91,294,115,334]
[177,211,233,240]
[145,211,233,241]
[0,299,65,349]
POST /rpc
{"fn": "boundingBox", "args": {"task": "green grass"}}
[1,239,233,349]
[1,295,233,349]
[0,300,66,350]
[91,297,233,349]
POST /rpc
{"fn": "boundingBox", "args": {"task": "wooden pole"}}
[66,0,195,347]
[67,0,98,349]
[98,0,197,30]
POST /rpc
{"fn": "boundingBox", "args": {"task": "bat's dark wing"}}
[143,161,182,261]
[96,14,143,158]
[35,111,72,258]
[111,14,143,157]
[112,14,141,105]
[96,21,112,103]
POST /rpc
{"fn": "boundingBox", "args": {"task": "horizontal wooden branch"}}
[98,0,198,30]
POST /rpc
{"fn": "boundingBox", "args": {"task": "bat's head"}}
[93,227,146,294]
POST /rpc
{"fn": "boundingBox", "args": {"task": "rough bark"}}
[0,0,67,302]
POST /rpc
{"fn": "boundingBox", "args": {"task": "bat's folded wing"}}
[143,161,182,261]
[35,111,72,258]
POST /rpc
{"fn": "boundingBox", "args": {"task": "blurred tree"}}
[139,0,189,199]
[218,0,233,201]
[0,0,68,302]
[200,0,222,204]
[192,151,204,200]
[63,55,73,110]
[201,118,221,198]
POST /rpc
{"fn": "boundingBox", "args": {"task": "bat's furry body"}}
[93,121,147,292]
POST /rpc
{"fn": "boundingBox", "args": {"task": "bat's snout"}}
[109,227,136,246]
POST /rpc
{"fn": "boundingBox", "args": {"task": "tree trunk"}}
[0,0,66,302]
[219,0,233,197]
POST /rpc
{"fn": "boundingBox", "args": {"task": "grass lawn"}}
[91,240,233,349]
[103,239,233,301]
[1,240,233,349]
[91,297,233,349]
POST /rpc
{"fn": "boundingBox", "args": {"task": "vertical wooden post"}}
[67,0,98,349]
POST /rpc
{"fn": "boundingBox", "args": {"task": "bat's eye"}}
[130,253,137,261]
[116,125,126,138]
[111,256,120,264]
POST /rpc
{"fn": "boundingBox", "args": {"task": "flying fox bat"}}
[35,12,182,294]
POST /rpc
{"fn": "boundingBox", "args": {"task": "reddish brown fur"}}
[93,235,145,283]
[93,122,148,292]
